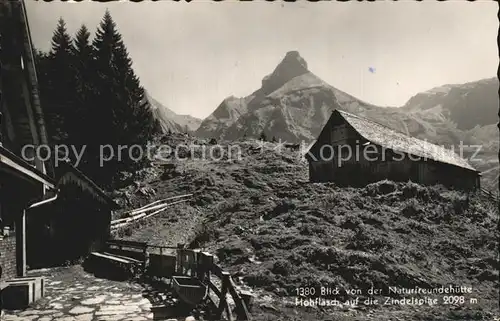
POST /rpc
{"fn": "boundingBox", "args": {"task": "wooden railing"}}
[107,240,252,320]
[481,187,499,202]
[173,244,252,321]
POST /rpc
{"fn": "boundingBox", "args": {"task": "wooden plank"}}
[228,277,251,320]
[204,252,213,284]
[145,244,179,250]
[240,291,254,315]
[208,280,222,298]
[215,273,232,321]
[0,152,54,188]
[111,199,189,228]
[101,252,142,264]
[123,194,193,215]
[111,212,148,225]
[128,202,172,216]
[140,199,188,220]
[106,239,148,249]
[184,250,196,276]
[107,239,148,248]
[177,243,185,275]
[211,263,224,279]
[90,252,133,264]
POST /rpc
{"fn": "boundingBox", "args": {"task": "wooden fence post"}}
[197,252,204,283]
[143,246,149,271]
[204,252,213,285]
[216,272,233,321]
[227,276,251,320]
[240,291,254,314]
[177,243,185,275]
[187,250,195,276]
[193,249,200,278]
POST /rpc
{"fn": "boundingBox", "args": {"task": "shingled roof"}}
[309,109,478,172]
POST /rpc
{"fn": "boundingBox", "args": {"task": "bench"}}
[89,252,141,280]
[101,252,143,265]
[105,239,149,267]
[91,251,135,264]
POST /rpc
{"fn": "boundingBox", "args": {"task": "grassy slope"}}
[115,135,499,320]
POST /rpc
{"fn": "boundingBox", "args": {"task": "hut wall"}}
[0,182,34,278]
[52,196,111,263]
[431,162,478,190]
[26,187,112,268]
[309,161,333,182]
[0,232,17,279]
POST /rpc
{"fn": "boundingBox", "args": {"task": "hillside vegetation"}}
[114,134,499,321]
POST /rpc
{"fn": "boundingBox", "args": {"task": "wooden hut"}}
[306,109,481,190]
[0,0,57,279]
[27,162,119,268]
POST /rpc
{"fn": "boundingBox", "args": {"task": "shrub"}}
[340,215,363,230]
[189,223,218,248]
[346,227,393,252]
[401,198,423,218]
[271,259,294,276]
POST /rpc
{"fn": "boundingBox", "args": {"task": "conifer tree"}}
[73,25,92,59]
[90,10,157,187]
[71,24,94,152]
[45,18,77,145]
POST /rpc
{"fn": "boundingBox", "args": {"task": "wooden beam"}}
[208,280,222,298]
[0,152,54,188]
[217,272,233,321]
[228,276,251,320]
[16,210,26,277]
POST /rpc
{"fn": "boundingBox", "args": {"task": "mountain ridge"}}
[145,91,202,133]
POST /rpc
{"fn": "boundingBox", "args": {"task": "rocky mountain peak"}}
[282,50,308,70]
[261,51,309,94]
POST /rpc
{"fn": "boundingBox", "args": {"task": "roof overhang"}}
[56,161,120,210]
[0,145,55,189]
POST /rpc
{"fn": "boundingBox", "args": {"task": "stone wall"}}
[0,232,17,280]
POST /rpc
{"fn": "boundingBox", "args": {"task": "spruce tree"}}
[71,24,94,152]
[90,10,157,187]
[45,18,77,145]
[50,18,73,58]
[73,25,92,59]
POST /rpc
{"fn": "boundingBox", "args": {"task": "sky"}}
[26,1,498,119]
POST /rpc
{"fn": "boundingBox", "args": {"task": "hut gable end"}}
[305,112,364,161]
[308,109,478,173]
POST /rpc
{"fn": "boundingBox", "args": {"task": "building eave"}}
[0,145,55,189]
[56,161,120,210]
